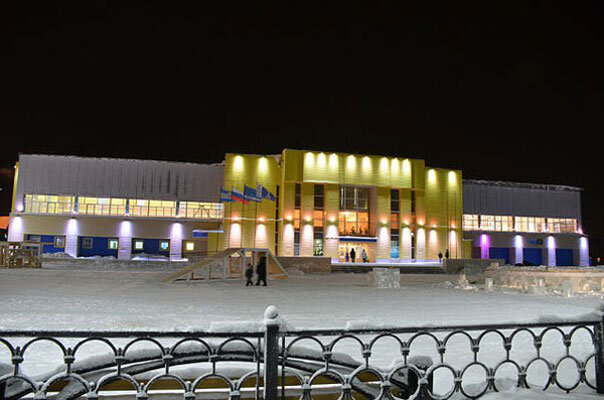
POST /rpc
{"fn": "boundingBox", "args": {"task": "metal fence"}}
[0,306,602,399]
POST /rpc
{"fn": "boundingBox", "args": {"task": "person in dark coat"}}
[255,255,267,286]
[245,263,254,286]
[445,249,450,259]
[350,247,356,263]
[438,252,443,263]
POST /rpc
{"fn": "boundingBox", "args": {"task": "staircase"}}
[332,263,445,274]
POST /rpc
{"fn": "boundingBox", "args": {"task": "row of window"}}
[26,235,201,252]
[463,214,578,233]
[23,194,223,219]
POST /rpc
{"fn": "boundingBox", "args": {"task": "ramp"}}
[164,248,288,283]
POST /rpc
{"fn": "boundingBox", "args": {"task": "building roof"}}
[15,154,225,203]
[463,179,582,192]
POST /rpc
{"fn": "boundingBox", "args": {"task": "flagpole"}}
[253,182,259,249]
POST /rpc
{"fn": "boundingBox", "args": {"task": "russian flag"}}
[231,186,248,204]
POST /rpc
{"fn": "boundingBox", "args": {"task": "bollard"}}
[485,278,493,292]
[264,306,280,400]
[563,280,573,298]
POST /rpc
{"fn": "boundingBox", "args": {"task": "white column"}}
[579,237,589,266]
[170,222,183,261]
[513,235,523,264]
[118,221,132,260]
[545,236,556,267]
[7,216,24,242]
[65,218,79,257]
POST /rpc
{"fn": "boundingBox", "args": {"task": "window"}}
[294,183,301,209]
[133,239,144,250]
[25,194,74,214]
[463,214,479,231]
[480,215,495,231]
[314,184,324,209]
[293,209,301,229]
[313,210,324,227]
[391,229,399,258]
[313,228,324,256]
[78,197,126,216]
[108,239,119,250]
[178,202,223,219]
[515,216,546,233]
[547,218,577,233]
[185,241,195,252]
[339,187,370,236]
[28,235,41,242]
[81,238,94,250]
[159,240,170,251]
[391,189,400,230]
[294,229,300,256]
[148,200,177,218]
[54,236,65,248]
[410,191,416,214]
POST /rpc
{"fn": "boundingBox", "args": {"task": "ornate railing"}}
[1,306,603,399]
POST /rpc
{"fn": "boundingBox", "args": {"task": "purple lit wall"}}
[546,236,556,267]
[514,235,523,264]
[118,221,132,260]
[65,218,79,257]
[170,222,183,260]
[480,234,490,259]
[580,237,589,266]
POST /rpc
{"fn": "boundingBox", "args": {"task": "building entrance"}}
[338,242,374,263]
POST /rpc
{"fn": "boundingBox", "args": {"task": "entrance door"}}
[338,242,373,262]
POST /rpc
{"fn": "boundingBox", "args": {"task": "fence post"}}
[264,305,280,400]
[596,308,604,394]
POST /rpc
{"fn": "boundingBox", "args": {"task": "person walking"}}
[255,255,267,286]
[438,251,443,263]
[362,248,368,263]
[445,249,450,259]
[345,251,350,263]
[245,262,254,286]
[350,247,356,263]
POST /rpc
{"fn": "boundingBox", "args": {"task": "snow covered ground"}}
[0,266,602,399]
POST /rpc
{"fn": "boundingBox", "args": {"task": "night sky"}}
[2,2,603,258]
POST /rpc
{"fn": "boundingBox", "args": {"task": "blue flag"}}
[220,188,233,202]
[244,185,261,202]
[260,185,276,202]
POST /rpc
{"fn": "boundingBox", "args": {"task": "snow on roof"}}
[463,179,582,192]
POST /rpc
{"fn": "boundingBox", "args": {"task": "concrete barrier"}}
[276,256,332,275]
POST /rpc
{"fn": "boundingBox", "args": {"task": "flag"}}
[231,186,248,204]
[260,185,276,202]
[220,188,233,202]
[244,185,261,202]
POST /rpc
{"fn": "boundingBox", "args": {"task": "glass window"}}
[463,214,479,231]
[314,184,324,209]
[108,239,119,250]
[178,202,223,219]
[82,238,93,249]
[480,215,495,231]
[390,189,400,212]
[294,229,300,256]
[25,194,74,214]
[313,210,324,227]
[547,218,577,233]
[294,183,301,209]
[185,241,195,252]
[339,187,371,236]
[313,228,324,256]
[159,240,170,251]
[391,229,399,258]
[133,239,144,250]
[54,236,65,248]
[293,209,301,229]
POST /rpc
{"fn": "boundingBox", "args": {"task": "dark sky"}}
[1,2,603,257]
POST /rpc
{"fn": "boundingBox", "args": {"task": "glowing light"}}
[258,216,266,223]
[429,229,437,244]
[362,156,372,172]
[514,235,523,248]
[170,222,183,240]
[547,236,556,249]
[402,159,411,175]
[427,169,436,184]
[391,158,400,174]
[329,153,339,169]
[229,223,241,248]
[417,219,424,226]
[255,224,268,248]
[120,220,132,238]
[317,152,326,168]
[346,155,356,170]
[380,157,389,174]
[448,171,457,185]
[232,215,241,221]
[403,219,409,225]
[67,218,78,235]
[580,237,588,250]
[7,216,23,242]
[285,214,293,222]
[16,204,24,212]
[450,222,456,229]
[233,155,244,172]
[329,215,336,223]
[258,157,268,174]
[304,152,315,167]
[305,215,312,223]
[480,234,490,259]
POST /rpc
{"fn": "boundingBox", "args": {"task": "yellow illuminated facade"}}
[218,149,463,261]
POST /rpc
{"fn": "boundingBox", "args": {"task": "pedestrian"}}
[362,248,368,263]
[245,262,254,286]
[350,247,356,263]
[345,251,350,263]
[255,255,267,286]
[438,251,443,263]
[445,249,450,259]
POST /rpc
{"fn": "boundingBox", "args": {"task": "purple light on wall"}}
[67,218,78,235]
[120,220,132,238]
[547,236,556,267]
[580,237,589,266]
[514,235,523,264]
[480,234,490,259]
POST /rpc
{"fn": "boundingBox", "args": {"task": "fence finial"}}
[264,305,280,326]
